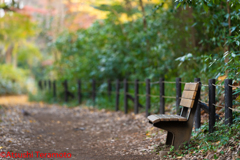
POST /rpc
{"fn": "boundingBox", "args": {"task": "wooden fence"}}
[38,78,239,133]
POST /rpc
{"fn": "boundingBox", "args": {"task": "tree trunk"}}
[139,0,147,30]
[224,1,231,75]
[227,1,231,50]
[125,0,133,25]
[5,44,14,64]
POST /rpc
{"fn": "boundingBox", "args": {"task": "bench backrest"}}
[180,83,199,119]
[180,83,199,108]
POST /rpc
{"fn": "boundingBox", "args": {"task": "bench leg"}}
[153,122,192,149]
[172,132,189,149]
[166,131,173,145]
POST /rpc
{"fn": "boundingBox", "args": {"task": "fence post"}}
[78,80,81,104]
[38,80,43,90]
[134,79,139,114]
[64,80,68,102]
[115,79,120,111]
[146,79,151,117]
[209,79,216,133]
[160,78,165,114]
[92,79,96,105]
[108,79,112,100]
[225,79,233,126]
[53,80,56,99]
[44,80,47,89]
[176,78,181,115]
[48,80,52,90]
[124,79,128,114]
[194,78,201,130]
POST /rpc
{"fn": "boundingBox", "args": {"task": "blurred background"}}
[0,0,239,109]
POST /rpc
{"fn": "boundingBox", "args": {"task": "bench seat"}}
[148,114,187,123]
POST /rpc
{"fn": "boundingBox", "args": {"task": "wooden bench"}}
[148,82,200,149]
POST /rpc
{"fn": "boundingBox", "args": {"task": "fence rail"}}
[38,78,240,133]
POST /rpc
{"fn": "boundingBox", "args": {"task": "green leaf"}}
[203,4,209,13]
[236,41,240,46]
[232,53,237,57]
[221,22,229,26]
[231,26,237,32]
[176,3,181,9]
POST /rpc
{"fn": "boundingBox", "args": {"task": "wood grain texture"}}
[148,115,162,123]
[184,83,199,91]
[180,98,194,108]
[148,114,187,123]
[181,90,196,99]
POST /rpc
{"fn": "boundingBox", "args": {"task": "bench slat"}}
[167,115,180,121]
[184,83,199,91]
[181,90,197,99]
[159,114,170,121]
[180,98,194,108]
[148,114,187,123]
[168,115,187,121]
[148,115,162,123]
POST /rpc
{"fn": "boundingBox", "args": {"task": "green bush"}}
[0,64,29,95]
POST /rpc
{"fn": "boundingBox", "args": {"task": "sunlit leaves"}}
[0,12,36,43]
[50,0,240,84]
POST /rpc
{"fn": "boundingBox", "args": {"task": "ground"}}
[1,96,238,160]
[0,96,164,160]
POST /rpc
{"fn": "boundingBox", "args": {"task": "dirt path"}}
[0,97,164,160]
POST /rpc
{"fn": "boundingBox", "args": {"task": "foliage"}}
[0,11,41,66]
[175,111,240,158]
[0,64,28,82]
[0,6,42,95]
[17,43,42,68]
[51,2,206,83]
[0,0,20,11]
[0,78,26,95]
[174,0,240,81]
[51,0,240,84]
[0,64,29,95]
[157,111,240,159]
[0,12,37,45]
[33,0,234,109]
